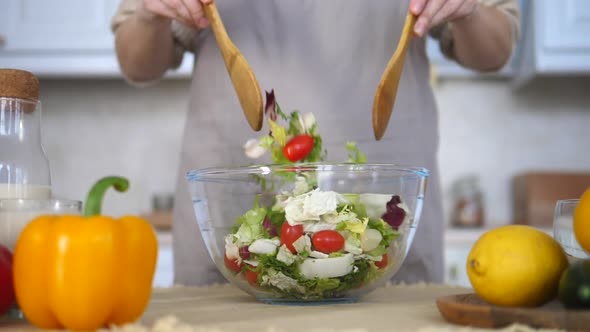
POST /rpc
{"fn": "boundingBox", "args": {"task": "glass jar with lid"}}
[0,69,51,199]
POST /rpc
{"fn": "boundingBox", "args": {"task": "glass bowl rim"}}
[186,162,430,181]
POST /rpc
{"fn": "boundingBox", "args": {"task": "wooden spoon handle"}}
[202,1,264,131]
[371,12,417,140]
[202,2,232,50]
[398,12,417,54]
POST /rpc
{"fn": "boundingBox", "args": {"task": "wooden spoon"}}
[202,1,263,131]
[372,12,417,140]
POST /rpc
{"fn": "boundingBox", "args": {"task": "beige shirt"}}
[112,0,520,286]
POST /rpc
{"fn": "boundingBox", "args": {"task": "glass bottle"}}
[451,175,484,228]
[0,69,51,199]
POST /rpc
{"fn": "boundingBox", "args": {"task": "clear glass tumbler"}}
[0,198,82,321]
[553,199,589,259]
[0,198,82,251]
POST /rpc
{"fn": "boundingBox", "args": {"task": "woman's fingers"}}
[414,0,445,36]
[182,0,209,28]
[409,0,428,16]
[165,0,196,26]
[429,0,463,28]
[142,0,209,28]
[143,0,177,19]
[409,0,479,36]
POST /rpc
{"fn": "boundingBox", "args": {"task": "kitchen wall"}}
[40,79,190,217]
[436,76,590,227]
[39,75,590,226]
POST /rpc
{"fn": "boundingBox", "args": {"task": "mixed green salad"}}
[223,90,412,299]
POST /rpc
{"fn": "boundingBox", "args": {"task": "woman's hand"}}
[409,0,479,37]
[140,0,213,28]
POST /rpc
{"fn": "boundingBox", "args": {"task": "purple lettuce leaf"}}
[239,246,251,260]
[264,90,277,122]
[382,195,406,230]
[262,216,277,237]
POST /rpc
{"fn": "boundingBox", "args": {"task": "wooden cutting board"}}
[512,172,590,226]
[436,293,590,331]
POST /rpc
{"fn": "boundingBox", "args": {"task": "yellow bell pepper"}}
[13,176,158,331]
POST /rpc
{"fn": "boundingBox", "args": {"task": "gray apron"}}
[172,0,444,285]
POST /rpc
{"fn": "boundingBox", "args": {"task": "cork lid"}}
[0,69,40,101]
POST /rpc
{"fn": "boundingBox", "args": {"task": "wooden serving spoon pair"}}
[204,1,416,140]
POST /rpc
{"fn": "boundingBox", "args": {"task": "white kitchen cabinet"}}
[444,245,472,288]
[512,0,590,87]
[443,229,480,288]
[154,231,174,288]
[0,0,119,51]
[0,0,193,78]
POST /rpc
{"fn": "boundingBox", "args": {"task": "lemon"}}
[466,225,569,307]
[574,188,590,253]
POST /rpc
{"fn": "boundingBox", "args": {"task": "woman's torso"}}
[173,0,444,285]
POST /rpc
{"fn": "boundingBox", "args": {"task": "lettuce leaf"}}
[266,208,286,234]
[341,194,368,218]
[271,146,291,164]
[259,135,274,149]
[257,253,298,277]
[269,119,287,147]
[287,111,302,136]
[368,218,399,246]
[276,102,288,121]
[305,132,326,162]
[335,259,376,291]
[234,208,267,245]
[343,217,368,234]
[341,231,362,254]
[298,278,341,293]
[346,141,367,163]
[366,245,388,257]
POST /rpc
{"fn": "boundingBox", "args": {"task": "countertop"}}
[0,284,564,332]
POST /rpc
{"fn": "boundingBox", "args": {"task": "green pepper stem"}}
[83,176,129,217]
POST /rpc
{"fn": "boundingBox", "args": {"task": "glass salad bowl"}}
[186,163,429,304]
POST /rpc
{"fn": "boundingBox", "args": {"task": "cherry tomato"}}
[280,222,304,253]
[375,254,388,269]
[245,269,258,285]
[224,254,242,273]
[283,135,314,162]
[311,230,345,254]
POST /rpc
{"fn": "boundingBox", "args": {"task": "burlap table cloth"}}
[0,284,564,332]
